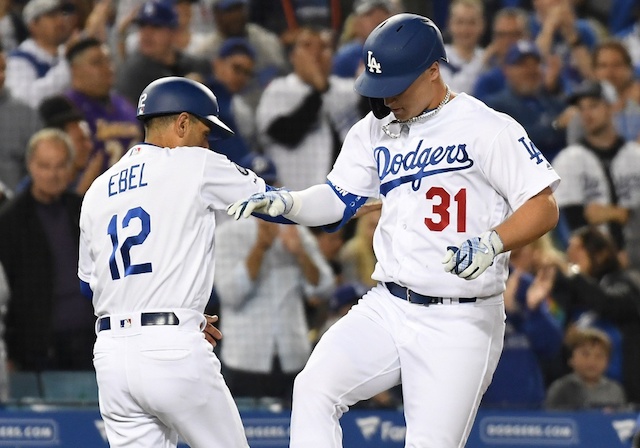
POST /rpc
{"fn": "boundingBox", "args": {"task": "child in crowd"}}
[545,327,627,411]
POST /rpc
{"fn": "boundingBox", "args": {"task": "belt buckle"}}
[406,288,413,303]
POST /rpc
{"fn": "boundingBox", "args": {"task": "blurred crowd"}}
[0,0,639,417]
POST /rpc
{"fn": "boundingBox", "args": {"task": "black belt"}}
[98,312,180,332]
[384,282,476,306]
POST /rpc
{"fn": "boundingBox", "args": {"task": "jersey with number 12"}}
[78,144,266,316]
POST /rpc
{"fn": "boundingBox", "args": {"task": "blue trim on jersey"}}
[323,180,368,233]
[252,184,296,224]
[79,280,93,300]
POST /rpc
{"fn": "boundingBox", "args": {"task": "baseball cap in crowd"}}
[239,152,278,185]
[38,95,84,129]
[212,0,248,11]
[22,0,75,25]
[218,37,256,60]
[504,40,541,65]
[568,80,618,106]
[134,0,178,29]
[329,283,368,312]
[353,0,392,15]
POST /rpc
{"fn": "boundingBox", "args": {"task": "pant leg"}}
[400,299,505,448]
[290,289,403,448]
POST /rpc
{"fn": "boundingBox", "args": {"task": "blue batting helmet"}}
[355,13,448,99]
[136,76,234,140]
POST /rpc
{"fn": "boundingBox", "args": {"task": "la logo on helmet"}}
[367,51,382,74]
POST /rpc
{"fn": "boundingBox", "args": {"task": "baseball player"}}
[77,77,269,448]
[228,14,561,447]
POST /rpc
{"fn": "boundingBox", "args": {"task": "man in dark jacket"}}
[0,128,94,371]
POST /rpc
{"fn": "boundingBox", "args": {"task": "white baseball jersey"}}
[78,143,266,316]
[327,93,560,298]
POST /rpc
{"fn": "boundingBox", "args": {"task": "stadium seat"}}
[8,371,42,403]
[40,371,98,405]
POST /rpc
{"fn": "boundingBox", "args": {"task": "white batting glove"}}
[442,230,504,280]
[227,190,294,220]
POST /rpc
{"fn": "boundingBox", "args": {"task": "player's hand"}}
[203,314,222,348]
[227,190,293,219]
[442,230,504,280]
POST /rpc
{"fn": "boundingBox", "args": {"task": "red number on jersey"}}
[424,187,466,232]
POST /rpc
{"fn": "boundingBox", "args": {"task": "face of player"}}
[569,342,610,385]
[504,56,542,96]
[182,117,211,148]
[383,65,440,121]
[566,235,592,275]
[28,139,72,203]
[492,15,525,58]
[448,2,484,49]
[138,25,174,61]
[72,45,115,98]
[214,53,255,94]
[594,48,633,94]
[65,121,94,170]
[577,97,612,137]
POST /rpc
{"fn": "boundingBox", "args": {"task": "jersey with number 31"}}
[78,143,266,317]
[327,93,561,298]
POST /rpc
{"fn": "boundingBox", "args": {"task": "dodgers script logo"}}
[376,140,474,195]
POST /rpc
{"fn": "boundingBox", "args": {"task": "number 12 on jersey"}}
[108,206,153,280]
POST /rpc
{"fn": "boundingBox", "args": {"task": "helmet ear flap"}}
[369,97,391,119]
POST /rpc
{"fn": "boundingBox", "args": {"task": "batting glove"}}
[227,189,294,219]
[442,230,504,280]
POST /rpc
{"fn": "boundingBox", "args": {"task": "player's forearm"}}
[296,251,320,286]
[494,187,559,252]
[284,184,345,226]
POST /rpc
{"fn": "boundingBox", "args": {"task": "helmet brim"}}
[206,114,235,140]
[354,69,421,99]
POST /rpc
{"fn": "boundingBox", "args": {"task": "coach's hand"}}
[227,190,293,219]
[442,230,504,280]
[203,314,222,348]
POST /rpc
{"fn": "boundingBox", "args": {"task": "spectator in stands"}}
[484,40,566,161]
[439,0,486,94]
[552,226,640,406]
[0,0,30,52]
[0,42,42,193]
[552,80,640,267]
[481,242,563,409]
[332,0,393,79]
[339,207,381,289]
[0,129,95,372]
[65,37,141,172]
[114,0,210,106]
[5,0,76,108]
[256,27,360,190]
[194,0,288,109]
[204,37,256,163]
[473,7,529,102]
[565,40,640,145]
[530,0,598,93]
[37,95,100,195]
[545,327,627,410]
[214,152,334,405]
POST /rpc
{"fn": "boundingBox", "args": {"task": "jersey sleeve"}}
[613,145,640,208]
[326,116,380,198]
[201,151,267,210]
[481,121,560,212]
[77,196,93,284]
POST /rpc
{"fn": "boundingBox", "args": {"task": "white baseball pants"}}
[290,284,505,447]
[93,309,248,448]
